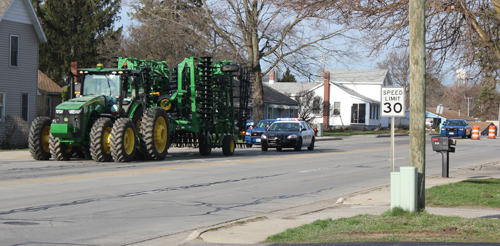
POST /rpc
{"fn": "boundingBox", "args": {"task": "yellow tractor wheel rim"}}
[42,126,50,152]
[103,127,112,154]
[124,127,135,155]
[230,139,235,153]
[160,99,172,111]
[154,117,168,153]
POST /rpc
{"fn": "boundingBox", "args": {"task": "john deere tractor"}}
[28,56,250,162]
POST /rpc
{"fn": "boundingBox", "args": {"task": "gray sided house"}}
[0,0,46,142]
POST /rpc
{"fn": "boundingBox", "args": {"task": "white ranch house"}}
[265,69,395,129]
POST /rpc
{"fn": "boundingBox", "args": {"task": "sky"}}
[114,3,457,85]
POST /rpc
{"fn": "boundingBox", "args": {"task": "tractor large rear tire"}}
[139,107,169,160]
[49,134,73,161]
[111,118,137,162]
[29,116,52,160]
[90,117,114,162]
[222,135,235,156]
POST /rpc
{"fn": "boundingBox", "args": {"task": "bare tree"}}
[194,0,356,123]
[377,49,445,108]
[443,80,483,117]
[293,90,322,125]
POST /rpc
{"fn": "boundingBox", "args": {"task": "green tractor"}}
[28,56,250,162]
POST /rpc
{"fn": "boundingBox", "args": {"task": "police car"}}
[261,118,315,151]
[245,119,277,147]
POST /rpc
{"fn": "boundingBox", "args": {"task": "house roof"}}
[315,68,391,84]
[263,84,298,106]
[334,83,379,103]
[426,107,476,121]
[263,82,320,97]
[38,70,62,94]
[0,0,47,42]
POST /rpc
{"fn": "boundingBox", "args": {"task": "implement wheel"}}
[199,133,212,156]
[49,134,73,161]
[111,118,137,162]
[139,107,169,160]
[90,117,114,162]
[28,116,52,160]
[222,135,235,156]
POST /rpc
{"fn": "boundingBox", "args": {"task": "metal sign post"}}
[381,87,406,172]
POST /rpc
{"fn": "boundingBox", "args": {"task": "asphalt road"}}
[1,135,499,246]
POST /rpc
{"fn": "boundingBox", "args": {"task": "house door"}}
[351,103,366,124]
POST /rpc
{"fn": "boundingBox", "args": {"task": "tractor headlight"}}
[287,134,298,139]
[55,109,64,114]
[68,109,82,114]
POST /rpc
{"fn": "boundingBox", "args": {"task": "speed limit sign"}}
[381,87,405,117]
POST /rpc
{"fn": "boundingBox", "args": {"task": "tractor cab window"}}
[82,74,120,97]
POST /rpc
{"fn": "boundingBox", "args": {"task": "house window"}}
[10,35,19,67]
[351,103,366,124]
[333,102,341,115]
[0,92,5,120]
[370,104,379,120]
[313,97,322,115]
[22,93,28,121]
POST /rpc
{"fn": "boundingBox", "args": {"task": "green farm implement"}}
[29,57,251,162]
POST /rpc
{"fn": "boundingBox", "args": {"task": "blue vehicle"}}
[440,119,472,138]
[245,119,277,147]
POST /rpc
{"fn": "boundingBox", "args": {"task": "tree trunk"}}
[251,64,264,124]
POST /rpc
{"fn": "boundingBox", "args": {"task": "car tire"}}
[276,147,282,151]
[308,137,315,151]
[246,144,252,148]
[261,142,268,151]
[294,138,302,151]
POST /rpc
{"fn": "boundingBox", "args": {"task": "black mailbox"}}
[431,136,456,178]
[431,136,456,152]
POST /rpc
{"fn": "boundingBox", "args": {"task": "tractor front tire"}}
[90,117,114,162]
[49,134,73,161]
[139,107,169,160]
[222,135,235,156]
[111,118,137,162]
[29,116,52,160]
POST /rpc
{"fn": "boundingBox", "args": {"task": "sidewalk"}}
[166,162,500,246]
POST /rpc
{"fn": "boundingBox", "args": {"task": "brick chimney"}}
[71,62,79,83]
[323,71,330,129]
[269,70,275,84]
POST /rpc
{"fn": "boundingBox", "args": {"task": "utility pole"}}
[465,97,472,117]
[409,0,426,211]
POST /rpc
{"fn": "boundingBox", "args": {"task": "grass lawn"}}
[265,179,500,243]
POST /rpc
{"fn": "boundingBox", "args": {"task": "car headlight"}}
[68,109,82,114]
[245,131,251,136]
[55,109,64,114]
[261,134,267,140]
[287,134,298,139]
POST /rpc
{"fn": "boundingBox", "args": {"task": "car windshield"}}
[445,120,466,126]
[268,122,300,131]
[254,121,274,129]
[82,74,120,97]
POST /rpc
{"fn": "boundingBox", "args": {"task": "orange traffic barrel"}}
[488,125,496,139]
[472,125,480,140]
